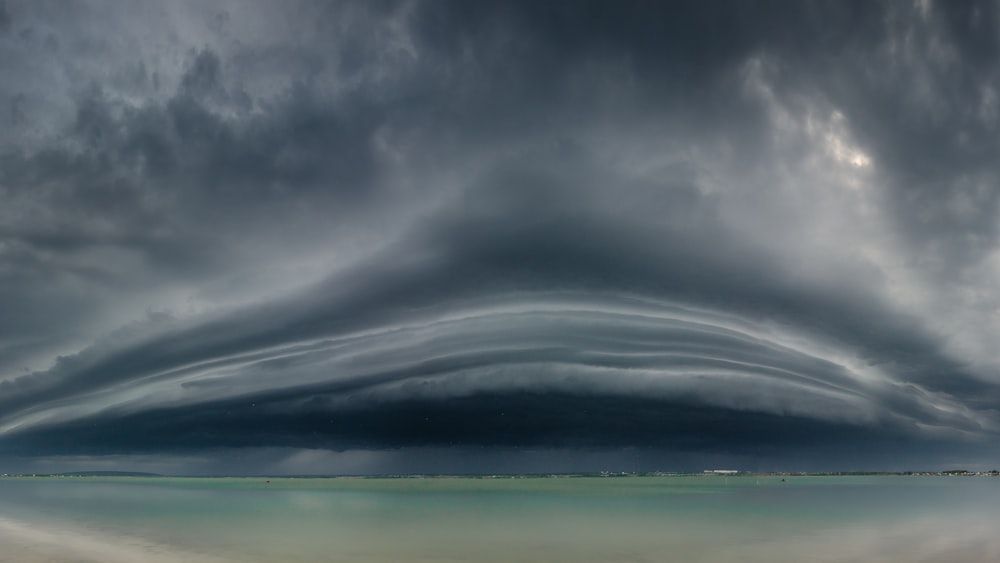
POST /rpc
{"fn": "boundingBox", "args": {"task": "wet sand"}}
[0,517,225,563]
[2,512,998,563]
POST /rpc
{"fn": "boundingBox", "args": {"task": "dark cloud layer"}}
[0,391,921,455]
[1,0,1000,474]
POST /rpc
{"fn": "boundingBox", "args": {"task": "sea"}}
[0,475,998,562]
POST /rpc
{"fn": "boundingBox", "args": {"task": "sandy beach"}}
[0,517,227,563]
[2,511,999,563]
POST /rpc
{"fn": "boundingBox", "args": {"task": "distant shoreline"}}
[2,470,997,479]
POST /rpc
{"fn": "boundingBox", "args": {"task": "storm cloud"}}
[1,0,1000,474]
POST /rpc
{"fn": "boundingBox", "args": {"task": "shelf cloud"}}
[2,0,1000,474]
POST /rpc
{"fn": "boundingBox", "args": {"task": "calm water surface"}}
[1,475,998,562]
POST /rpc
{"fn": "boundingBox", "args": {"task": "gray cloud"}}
[1,0,1000,474]
[0,2,9,33]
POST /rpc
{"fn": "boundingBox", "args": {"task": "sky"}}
[1,0,1000,475]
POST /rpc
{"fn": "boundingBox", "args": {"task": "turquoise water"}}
[1,475,999,562]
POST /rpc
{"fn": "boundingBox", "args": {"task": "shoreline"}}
[2,470,998,480]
